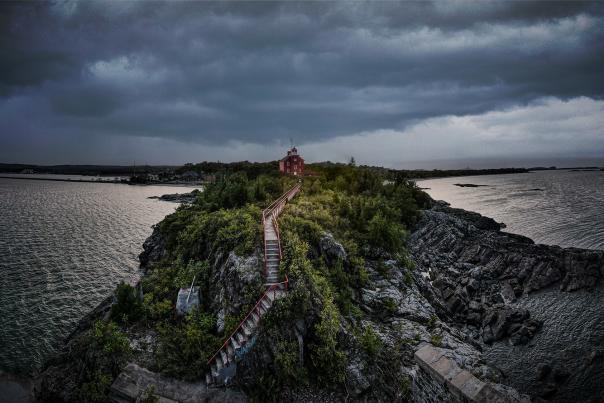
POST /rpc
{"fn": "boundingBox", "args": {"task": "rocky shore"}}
[34,201,603,402]
[409,201,604,401]
[410,201,603,345]
[147,189,200,204]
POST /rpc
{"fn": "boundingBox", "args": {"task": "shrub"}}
[154,310,220,380]
[383,297,398,316]
[359,326,383,356]
[430,334,443,347]
[427,314,438,330]
[139,386,159,403]
[111,282,143,325]
[77,371,112,403]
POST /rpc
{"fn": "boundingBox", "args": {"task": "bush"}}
[111,282,143,325]
[359,326,383,357]
[154,310,220,380]
[430,334,443,347]
[77,371,112,403]
[75,320,132,402]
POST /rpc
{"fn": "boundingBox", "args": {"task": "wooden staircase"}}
[206,183,301,385]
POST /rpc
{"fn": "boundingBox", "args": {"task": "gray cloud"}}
[0,1,603,165]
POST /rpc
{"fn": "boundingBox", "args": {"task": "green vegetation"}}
[430,334,443,347]
[78,161,428,400]
[359,326,384,357]
[111,282,143,324]
[75,321,132,402]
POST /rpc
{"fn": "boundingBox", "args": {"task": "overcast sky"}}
[1,1,603,168]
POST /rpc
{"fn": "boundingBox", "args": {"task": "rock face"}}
[208,252,263,333]
[319,233,347,264]
[409,201,604,346]
[139,225,166,272]
[236,231,526,402]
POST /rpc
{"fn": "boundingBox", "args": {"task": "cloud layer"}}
[1,1,603,166]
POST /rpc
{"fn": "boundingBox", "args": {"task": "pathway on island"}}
[206,183,301,385]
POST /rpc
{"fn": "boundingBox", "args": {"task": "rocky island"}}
[35,165,604,402]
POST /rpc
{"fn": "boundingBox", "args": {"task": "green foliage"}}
[111,282,143,325]
[400,376,412,402]
[173,260,209,289]
[383,297,398,316]
[427,314,438,330]
[430,333,443,347]
[311,296,347,384]
[77,371,112,403]
[367,213,406,253]
[154,310,220,380]
[359,326,383,356]
[173,205,261,260]
[139,386,159,403]
[274,341,308,384]
[90,321,131,373]
[403,270,413,286]
[75,321,132,403]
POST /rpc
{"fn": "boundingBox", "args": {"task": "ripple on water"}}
[0,179,199,375]
[417,170,604,250]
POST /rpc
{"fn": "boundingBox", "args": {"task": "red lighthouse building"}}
[279,147,304,176]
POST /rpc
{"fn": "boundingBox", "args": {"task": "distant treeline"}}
[309,161,530,180]
[176,161,279,179]
[7,161,598,180]
[0,163,176,176]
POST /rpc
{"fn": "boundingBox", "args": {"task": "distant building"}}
[180,171,200,181]
[279,147,304,176]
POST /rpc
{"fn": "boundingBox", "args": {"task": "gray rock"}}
[409,201,604,345]
[319,233,347,264]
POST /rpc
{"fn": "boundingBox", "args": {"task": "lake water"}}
[0,178,198,376]
[418,170,604,401]
[416,170,604,250]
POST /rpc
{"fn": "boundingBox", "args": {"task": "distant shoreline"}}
[0,175,124,184]
[0,175,205,187]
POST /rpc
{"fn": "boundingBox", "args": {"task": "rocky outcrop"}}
[319,233,347,264]
[139,225,166,272]
[147,190,200,204]
[409,201,604,346]
[235,233,526,402]
[208,252,263,333]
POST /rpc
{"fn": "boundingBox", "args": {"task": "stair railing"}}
[207,184,299,368]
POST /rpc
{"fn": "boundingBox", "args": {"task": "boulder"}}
[319,233,347,264]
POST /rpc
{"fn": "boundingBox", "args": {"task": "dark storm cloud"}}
[0,0,603,164]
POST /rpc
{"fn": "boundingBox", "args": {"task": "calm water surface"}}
[417,170,604,250]
[0,178,198,375]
